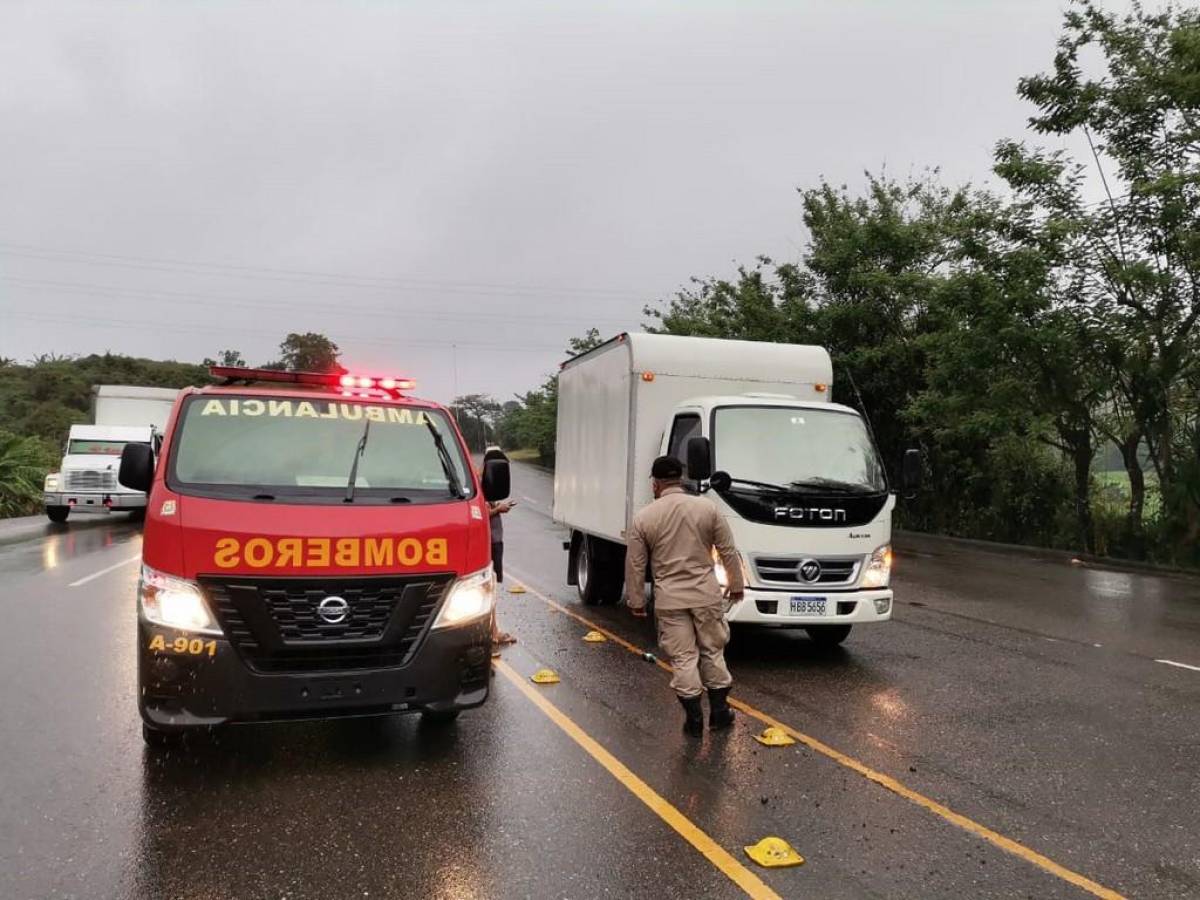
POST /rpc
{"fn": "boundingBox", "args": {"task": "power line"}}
[0,276,638,329]
[4,310,571,354]
[0,240,662,302]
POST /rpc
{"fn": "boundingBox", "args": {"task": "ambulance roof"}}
[183,382,443,410]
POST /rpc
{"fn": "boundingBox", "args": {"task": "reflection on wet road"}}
[1,467,1198,899]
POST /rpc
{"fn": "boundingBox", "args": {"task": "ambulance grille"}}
[199,573,455,673]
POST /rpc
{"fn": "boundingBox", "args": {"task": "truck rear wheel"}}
[46,506,69,523]
[576,536,603,605]
[805,624,852,647]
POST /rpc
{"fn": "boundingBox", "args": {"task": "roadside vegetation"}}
[0,333,341,517]
[492,4,1200,568]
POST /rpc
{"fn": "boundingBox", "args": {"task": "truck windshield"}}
[168,394,473,502]
[712,406,886,493]
[67,440,130,455]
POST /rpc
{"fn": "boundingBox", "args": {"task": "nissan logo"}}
[317,595,350,624]
[798,559,822,583]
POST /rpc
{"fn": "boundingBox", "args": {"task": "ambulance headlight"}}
[434,566,496,628]
[139,564,221,635]
[44,473,59,490]
[861,545,893,589]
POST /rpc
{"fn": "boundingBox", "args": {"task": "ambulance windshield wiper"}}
[344,419,371,503]
[424,419,465,499]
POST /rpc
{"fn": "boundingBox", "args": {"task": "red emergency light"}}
[210,366,415,393]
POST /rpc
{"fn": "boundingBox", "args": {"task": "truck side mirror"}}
[686,436,713,481]
[900,448,922,497]
[119,443,155,493]
[482,458,511,502]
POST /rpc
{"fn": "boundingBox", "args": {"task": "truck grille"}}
[199,573,455,673]
[65,469,117,491]
[754,556,861,586]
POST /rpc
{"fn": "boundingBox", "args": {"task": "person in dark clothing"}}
[483,447,516,653]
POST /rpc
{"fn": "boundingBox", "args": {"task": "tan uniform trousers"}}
[655,602,732,699]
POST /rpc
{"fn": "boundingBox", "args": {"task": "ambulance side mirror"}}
[686,437,712,482]
[482,458,510,502]
[900,448,923,498]
[119,442,155,493]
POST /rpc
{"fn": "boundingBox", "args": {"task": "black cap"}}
[651,455,684,480]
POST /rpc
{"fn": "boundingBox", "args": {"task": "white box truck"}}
[553,333,920,646]
[43,385,179,522]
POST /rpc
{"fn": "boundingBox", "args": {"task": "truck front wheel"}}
[46,506,69,523]
[805,624,852,647]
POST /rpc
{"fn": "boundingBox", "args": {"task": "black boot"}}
[679,695,705,736]
[708,687,735,730]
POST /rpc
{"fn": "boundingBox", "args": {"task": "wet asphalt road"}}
[1,462,1198,899]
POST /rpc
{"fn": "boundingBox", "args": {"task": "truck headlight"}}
[139,564,221,635]
[433,566,496,628]
[44,473,59,490]
[711,549,748,589]
[861,545,893,588]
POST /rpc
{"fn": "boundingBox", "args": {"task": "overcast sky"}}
[1,1,1110,403]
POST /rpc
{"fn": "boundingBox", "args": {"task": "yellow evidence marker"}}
[508,583,527,594]
[530,668,561,684]
[744,837,805,868]
[754,726,797,747]
[582,631,607,643]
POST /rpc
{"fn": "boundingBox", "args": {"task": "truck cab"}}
[120,366,509,745]
[662,394,899,643]
[44,424,156,521]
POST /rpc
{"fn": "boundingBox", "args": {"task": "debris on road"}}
[754,727,796,747]
[744,837,805,868]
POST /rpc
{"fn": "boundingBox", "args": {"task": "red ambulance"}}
[118,366,508,746]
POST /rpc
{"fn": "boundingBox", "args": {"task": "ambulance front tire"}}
[142,723,184,748]
[805,624,852,647]
[46,506,69,523]
[420,709,461,725]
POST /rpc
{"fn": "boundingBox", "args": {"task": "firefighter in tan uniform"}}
[625,455,744,736]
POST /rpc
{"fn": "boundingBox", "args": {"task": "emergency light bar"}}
[210,366,415,392]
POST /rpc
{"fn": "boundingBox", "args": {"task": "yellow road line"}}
[506,569,1125,900]
[493,659,781,900]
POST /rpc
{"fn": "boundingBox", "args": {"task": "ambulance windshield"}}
[712,405,886,494]
[168,394,473,502]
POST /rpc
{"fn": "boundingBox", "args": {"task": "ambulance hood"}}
[169,494,482,580]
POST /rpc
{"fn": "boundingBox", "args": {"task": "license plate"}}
[789,597,827,616]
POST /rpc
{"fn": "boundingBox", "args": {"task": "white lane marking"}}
[1155,658,1200,672]
[69,554,141,588]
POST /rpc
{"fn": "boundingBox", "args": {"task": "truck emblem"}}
[317,596,350,624]
[799,559,822,583]
[774,507,847,523]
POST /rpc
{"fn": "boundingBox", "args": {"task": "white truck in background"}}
[43,385,179,523]
[553,333,921,647]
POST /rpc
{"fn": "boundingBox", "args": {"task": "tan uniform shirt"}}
[625,486,744,612]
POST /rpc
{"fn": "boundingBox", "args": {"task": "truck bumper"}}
[726,587,893,626]
[138,617,492,731]
[44,492,146,511]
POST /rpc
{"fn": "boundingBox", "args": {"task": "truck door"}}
[666,412,702,478]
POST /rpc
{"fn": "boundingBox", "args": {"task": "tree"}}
[452,394,502,452]
[267,333,343,373]
[202,349,248,368]
[0,430,53,517]
[493,330,604,461]
[995,1,1200,556]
